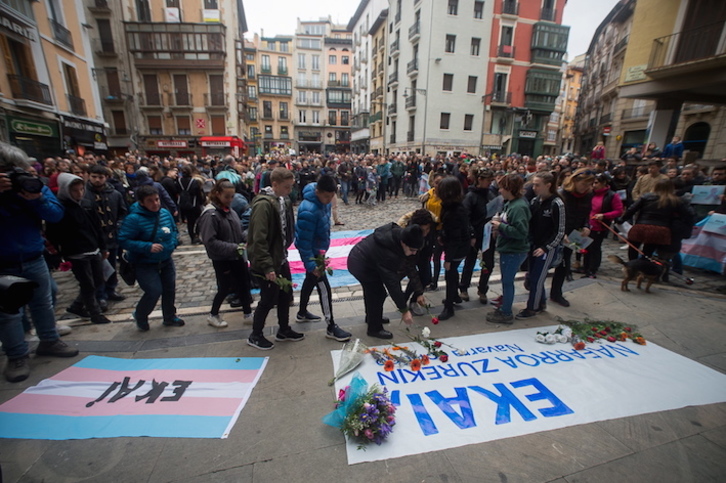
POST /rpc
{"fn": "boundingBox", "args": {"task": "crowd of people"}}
[1,140,725,380]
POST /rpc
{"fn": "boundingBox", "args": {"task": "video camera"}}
[8,167,43,194]
[0,275,37,314]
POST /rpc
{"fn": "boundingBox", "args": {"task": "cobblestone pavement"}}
[52,193,726,324]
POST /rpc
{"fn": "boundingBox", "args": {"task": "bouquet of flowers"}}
[556,317,647,349]
[253,273,294,292]
[311,250,333,276]
[323,373,396,449]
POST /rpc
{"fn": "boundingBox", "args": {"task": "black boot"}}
[438,305,455,321]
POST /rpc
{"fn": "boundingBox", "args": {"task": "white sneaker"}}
[207,314,228,328]
[56,325,72,336]
[243,312,253,325]
[620,244,629,250]
[409,301,425,316]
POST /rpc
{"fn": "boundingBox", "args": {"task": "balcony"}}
[277,67,288,75]
[7,75,53,105]
[67,94,87,116]
[377,63,385,75]
[260,113,274,121]
[88,0,111,14]
[407,131,414,142]
[502,1,519,16]
[374,86,383,98]
[167,92,193,109]
[361,53,368,64]
[370,111,382,123]
[540,7,556,21]
[328,80,342,87]
[93,38,116,57]
[395,12,401,24]
[646,21,726,77]
[260,66,271,74]
[599,112,612,124]
[405,95,416,109]
[390,39,400,57]
[50,18,73,49]
[490,91,512,105]
[389,103,397,115]
[204,92,226,109]
[390,134,396,144]
[613,35,628,55]
[388,71,398,85]
[264,133,273,139]
[621,107,653,120]
[126,22,226,70]
[497,45,515,59]
[408,22,420,42]
[100,86,128,103]
[280,133,290,139]
[407,59,418,75]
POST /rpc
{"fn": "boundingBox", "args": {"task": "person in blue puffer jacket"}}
[118,184,182,332]
[294,175,351,342]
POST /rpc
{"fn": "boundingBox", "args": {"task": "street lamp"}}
[403,87,428,155]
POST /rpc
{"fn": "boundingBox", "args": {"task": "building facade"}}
[122,0,247,158]
[0,0,107,159]
[255,33,293,154]
[323,27,352,153]
[367,9,388,154]
[482,0,569,158]
[558,53,584,154]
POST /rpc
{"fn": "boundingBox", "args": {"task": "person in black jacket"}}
[347,223,426,339]
[549,168,594,307]
[517,172,565,319]
[459,167,500,304]
[437,176,472,321]
[85,165,127,305]
[47,173,110,324]
[177,165,205,244]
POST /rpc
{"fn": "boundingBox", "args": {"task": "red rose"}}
[606,336,616,342]
[599,330,608,336]
[433,341,442,348]
[574,341,586,350]
[579,249,588,254]
[591,327,598,332]
[439,354,449,363]
[431,317,439,325]
[624,327,632,332]
[586,337,594,343]
[604,327,611,333]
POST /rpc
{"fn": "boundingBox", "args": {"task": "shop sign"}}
[0,10,37,41]
[10,118,56,137]
[200,141,230,147]
[520,131,537,138]
[157,140,188,148]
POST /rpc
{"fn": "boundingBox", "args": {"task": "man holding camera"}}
[0,142,78,383]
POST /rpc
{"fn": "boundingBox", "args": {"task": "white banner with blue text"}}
[330,326,726,464]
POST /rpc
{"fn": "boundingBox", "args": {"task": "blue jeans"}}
[339,180,350,204]
[499,252,527,316]
[0,256,59,359]
[134,259,177,324]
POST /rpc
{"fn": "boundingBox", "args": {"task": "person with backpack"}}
[197,179,253,328]
[177,165,205,244]
[583,173,623,278]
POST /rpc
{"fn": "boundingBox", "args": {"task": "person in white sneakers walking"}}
[198,179,253,328]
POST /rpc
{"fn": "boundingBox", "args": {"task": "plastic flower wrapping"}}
[323,373,396,449]
[328,338,368,386]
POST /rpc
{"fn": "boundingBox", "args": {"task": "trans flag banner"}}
[0,356,268,440]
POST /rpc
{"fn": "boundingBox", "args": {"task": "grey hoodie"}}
[56,172,84,204]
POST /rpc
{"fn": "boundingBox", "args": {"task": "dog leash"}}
[594,218,695,285]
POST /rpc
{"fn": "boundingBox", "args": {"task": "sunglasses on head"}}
[575,169,596,178]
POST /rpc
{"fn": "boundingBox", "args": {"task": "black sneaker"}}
[382,317,390,325]
[132,312,149,332]
[247,333,274,350]
[163,317,185,327]
[550,296,571,307]
[367,329,393,339]
[66,306,90,318]
[516,309,539,319]
[296,311,321,322]
[4,356,30,382]
[91,314,111,324]
[107,291,126,302]
[486,309,514,324]
[35,339,79,357]
[98,299,109,313]
[275,327,305,342]
[326,324,352,342]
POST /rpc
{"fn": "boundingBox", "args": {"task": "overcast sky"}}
[243,0,621,60]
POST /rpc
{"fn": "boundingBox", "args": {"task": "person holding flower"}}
[197,179,253,329]
[294,175,352,342]
[246,167,303,350]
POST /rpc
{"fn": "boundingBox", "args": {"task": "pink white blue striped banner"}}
[0,355,268,440]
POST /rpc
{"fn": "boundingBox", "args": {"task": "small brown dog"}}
[608,255,667,293]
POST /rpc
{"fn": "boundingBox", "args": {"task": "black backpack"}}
[178,178,195,211]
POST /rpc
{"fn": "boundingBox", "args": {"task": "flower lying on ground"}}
[556,317,647,349]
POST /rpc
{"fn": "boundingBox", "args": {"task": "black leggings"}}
[211,259,252,315]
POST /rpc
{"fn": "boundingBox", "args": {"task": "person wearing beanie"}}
[347,223,426,339]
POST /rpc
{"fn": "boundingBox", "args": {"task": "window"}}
[248,85,257,99]
[279,42,289,52]
[248,106,257,121]
[278,57,287,74]
[176,116,191,135]
[279,102,289,120]
[440,113,451,129]
[493,72,508,100]
[247,64,255,78]
[342,73,349,87]
[298,91,307,103]
[263,101,273,119]
[311,55,320,70]
[147,115,162,135]
[143,74,160,105]
[341,111,349,126]
[261,54,271,71]
[312,91,321,104]
[299,110,307,123]
[246,53,254,61]
[501,26,514,46]
[111,110,127,135]
[136,0,151,22]
[298,53,306,69]
[445,35,456,53]
[464,114,474,131]
[267,41,276,51]
[329,110,337,125]
[264,125,272,136]
[471,37,481,56]
[258,75,292,95]
[204,0,218,8]
[329,72,337,83]
[448,0,458,15]
[312,110,320,124]
[443,73,454,91]
[96,19,114,53]
[329,55,337,65]
[281,126,289,137]
[474,1,484,19]
[342,56,349,65]
[467,76,477,93]
[297,38,321,49]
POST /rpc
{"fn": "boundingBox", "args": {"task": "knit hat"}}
[400,224,425,250]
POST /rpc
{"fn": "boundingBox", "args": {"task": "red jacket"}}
[589,186,624,232]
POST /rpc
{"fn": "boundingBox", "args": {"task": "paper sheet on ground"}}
[0,356,268,440]
[329,327,726,464]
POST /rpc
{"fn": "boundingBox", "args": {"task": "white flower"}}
[162,227,171,234]
[556,334,569,344]
[545,334,557,344]
[535,334,546,344]
[421,327,431,338]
